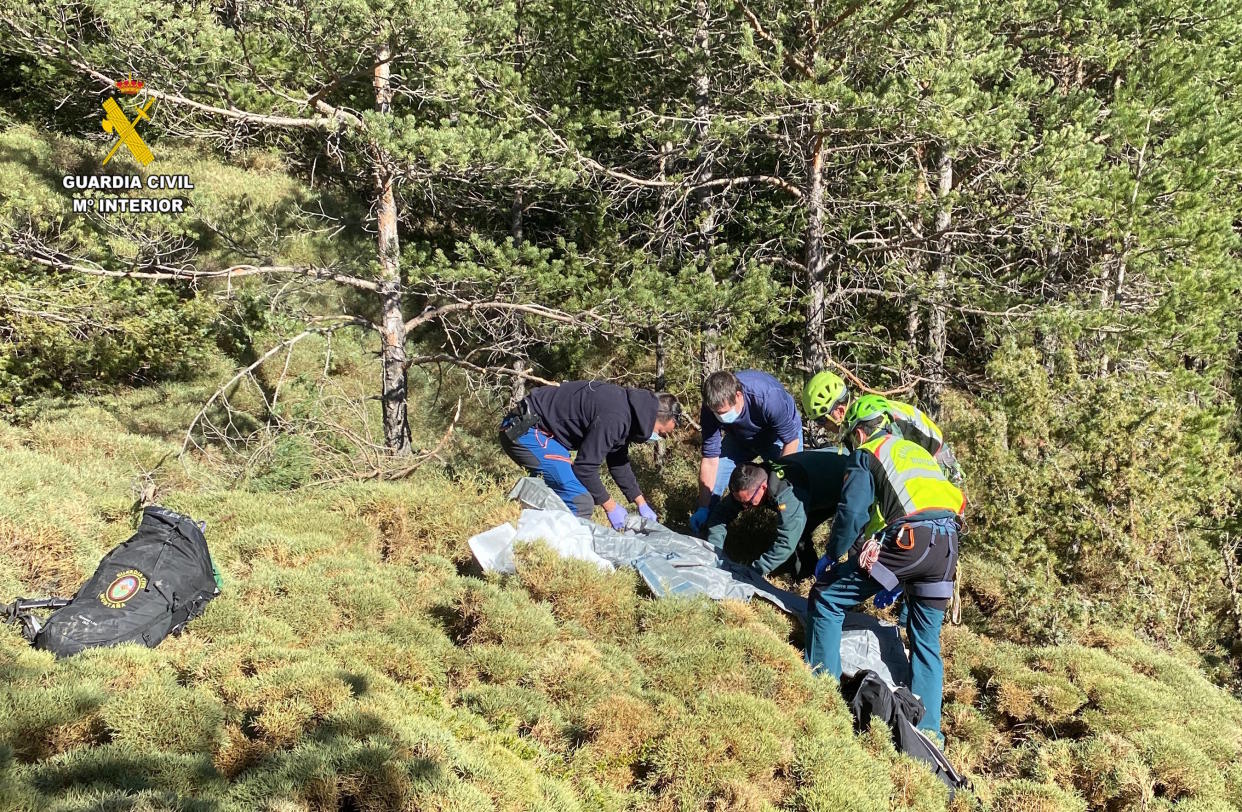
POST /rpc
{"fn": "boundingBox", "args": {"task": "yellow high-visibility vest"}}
[859,432,964,536]
[887,399,944,457]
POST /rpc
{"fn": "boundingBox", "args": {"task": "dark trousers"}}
[770,508,835,580]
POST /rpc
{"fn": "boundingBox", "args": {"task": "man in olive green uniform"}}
[702,449,849,580]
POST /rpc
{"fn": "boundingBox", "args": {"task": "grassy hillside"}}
[1,370,1242,812]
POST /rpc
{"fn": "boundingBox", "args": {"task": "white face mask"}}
[717,406,741,424]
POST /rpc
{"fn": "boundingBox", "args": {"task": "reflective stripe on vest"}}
[887,400,944,456]
[859,433,964,534]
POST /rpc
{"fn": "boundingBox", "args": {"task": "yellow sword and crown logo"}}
[101,76,155,166]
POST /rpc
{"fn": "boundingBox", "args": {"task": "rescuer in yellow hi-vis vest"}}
[804,394,965,744]
[801,370,963,484]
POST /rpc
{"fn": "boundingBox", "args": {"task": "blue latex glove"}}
[813,555,836,581]
[605,503,628,530]
[873,586,903,609]
[637,502,658,523]
[689,506,710,535]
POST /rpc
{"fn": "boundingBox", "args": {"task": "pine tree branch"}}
[404,354,560,386]
[3,236,379,292]
[62,59,364,130]
[180,323,358,457]
[352,398,463,482]
[737,1,815,80]
[403,301,607,333]
[523,106,802,198]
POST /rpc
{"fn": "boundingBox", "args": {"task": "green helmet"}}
[802,371,850,420]
[842,394,891,444]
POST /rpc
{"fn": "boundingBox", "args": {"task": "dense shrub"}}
[952,343,1240,665]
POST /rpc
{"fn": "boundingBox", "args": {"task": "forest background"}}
[2,0,1242,809]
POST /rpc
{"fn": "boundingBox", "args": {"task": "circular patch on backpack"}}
[99,569,148,608]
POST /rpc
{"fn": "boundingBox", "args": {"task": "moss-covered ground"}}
[3,375,1242,812]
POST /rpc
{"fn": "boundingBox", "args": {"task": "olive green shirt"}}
[704,449,849,574]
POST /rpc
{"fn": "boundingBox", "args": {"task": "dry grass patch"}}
[514,542,640,641]
[0,518,81,594]
[338,476,518,566]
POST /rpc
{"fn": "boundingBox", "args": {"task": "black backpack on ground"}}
[842,669,971,799]
[2,506,221,657]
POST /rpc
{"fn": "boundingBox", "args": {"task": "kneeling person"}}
[703,450,848,579]
[500,381,683,528]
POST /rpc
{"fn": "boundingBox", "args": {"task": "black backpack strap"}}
[2,597,72,642]
[894,716,972,797]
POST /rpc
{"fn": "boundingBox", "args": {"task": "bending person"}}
[702,450,848,580]
[500,381,683,529]
[689,370,803,534]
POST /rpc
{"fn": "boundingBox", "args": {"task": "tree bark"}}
[692,0,715,246]
[1098,111,1150,376]
[509,190,527,408]
[693,0,725,380]
[922,146,952,414]
[509,6,529,408]
[374,42,410,452]
[654,327,667,471]
[803,127,828,371]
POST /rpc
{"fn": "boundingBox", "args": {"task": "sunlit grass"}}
[1,374,1240,811]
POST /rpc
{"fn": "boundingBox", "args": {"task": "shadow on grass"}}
[26,710,445,811]
[28,747,223,811]
[226,714,444,811]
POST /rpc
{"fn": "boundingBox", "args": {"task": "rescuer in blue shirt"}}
[689,370,803,535]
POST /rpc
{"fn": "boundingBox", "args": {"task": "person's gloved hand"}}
[605,503,628,530]
[813,554,836,581]
[689,506,710,535]
[637,502,658,523]
[873,586,903,609]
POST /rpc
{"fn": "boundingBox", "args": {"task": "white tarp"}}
[471,477,911,687]
[514,509,614,571]
[467,523,518,574]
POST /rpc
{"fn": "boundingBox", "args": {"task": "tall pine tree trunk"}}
[654,328,667,471]
[508,7,529,408]
[922,147,952,414]
[803,128,828,371]
[374,42,410,452]
[509,190,528,408]
[693,0,725,380]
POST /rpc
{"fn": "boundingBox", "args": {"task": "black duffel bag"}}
[8,506,221,657]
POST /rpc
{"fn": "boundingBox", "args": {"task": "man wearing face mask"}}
[499,381,684,529]
[689,370,804,535]
[701,451,848,579]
